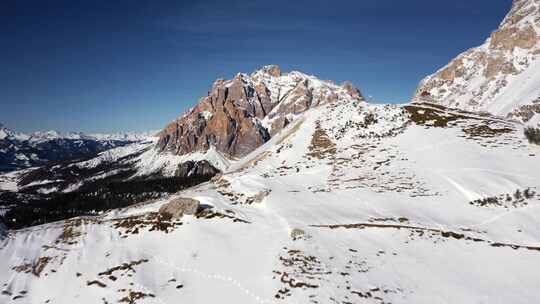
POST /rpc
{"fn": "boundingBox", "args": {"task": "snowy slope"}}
[1,98,539,303]
[414,0,540,126]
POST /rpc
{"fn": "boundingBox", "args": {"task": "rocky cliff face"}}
[414,0,540,126]
[157,65,365,157]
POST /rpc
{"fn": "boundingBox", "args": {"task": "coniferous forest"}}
[3,174,215,229]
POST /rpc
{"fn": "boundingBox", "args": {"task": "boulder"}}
[251,189,271,204]
[158,198,200,220]
[290,228,306,241]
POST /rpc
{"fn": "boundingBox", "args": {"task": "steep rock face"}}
[175,160,220,178]
[158,65,365,157]
[414,0,540,126]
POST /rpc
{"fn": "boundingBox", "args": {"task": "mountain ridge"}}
[0,124,159,143]
[157,65,365,158]
[0,123,159,172]
[414,0,540,127]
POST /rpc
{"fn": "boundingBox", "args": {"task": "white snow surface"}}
[1,100,540,303]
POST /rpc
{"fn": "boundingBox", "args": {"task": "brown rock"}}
[342,81,365,101]
[159,198,200,220]
[439,57,466,81]
[158,65,364,158]
[490,25,538,51]
[262,65,281,77]
[157,84,271,157]
[485,54,518,78]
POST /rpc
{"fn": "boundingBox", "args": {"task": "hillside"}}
[1,94,539,303]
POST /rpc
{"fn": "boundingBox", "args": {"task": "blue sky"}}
[1,0,511,133]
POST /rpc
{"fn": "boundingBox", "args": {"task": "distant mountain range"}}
[0,123,157,172]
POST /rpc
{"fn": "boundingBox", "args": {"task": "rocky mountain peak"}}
[259,64,281,77]
[157,66,366,158]
[414,0,540,126]
[342,80,364,101]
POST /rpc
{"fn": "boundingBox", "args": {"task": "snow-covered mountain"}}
[0,123,29,142]
[1,69,540,303]
[0,138,229,196]
[0,124,158,172]
[0,126,159,143]
[414,0,540,127]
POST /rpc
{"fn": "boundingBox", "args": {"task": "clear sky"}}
[1,0,511,133]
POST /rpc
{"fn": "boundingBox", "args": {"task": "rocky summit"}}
[157,65,365,158]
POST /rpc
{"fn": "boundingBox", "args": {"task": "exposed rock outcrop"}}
[157,65,365,157]
[414,0,540,126]
[290,228,306,240]
[158,197,200,220]
[175,160,220,178]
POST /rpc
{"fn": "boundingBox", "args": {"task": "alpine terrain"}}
[0,1,540,303]
[0,124,157,173]
[414,0,540,127]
